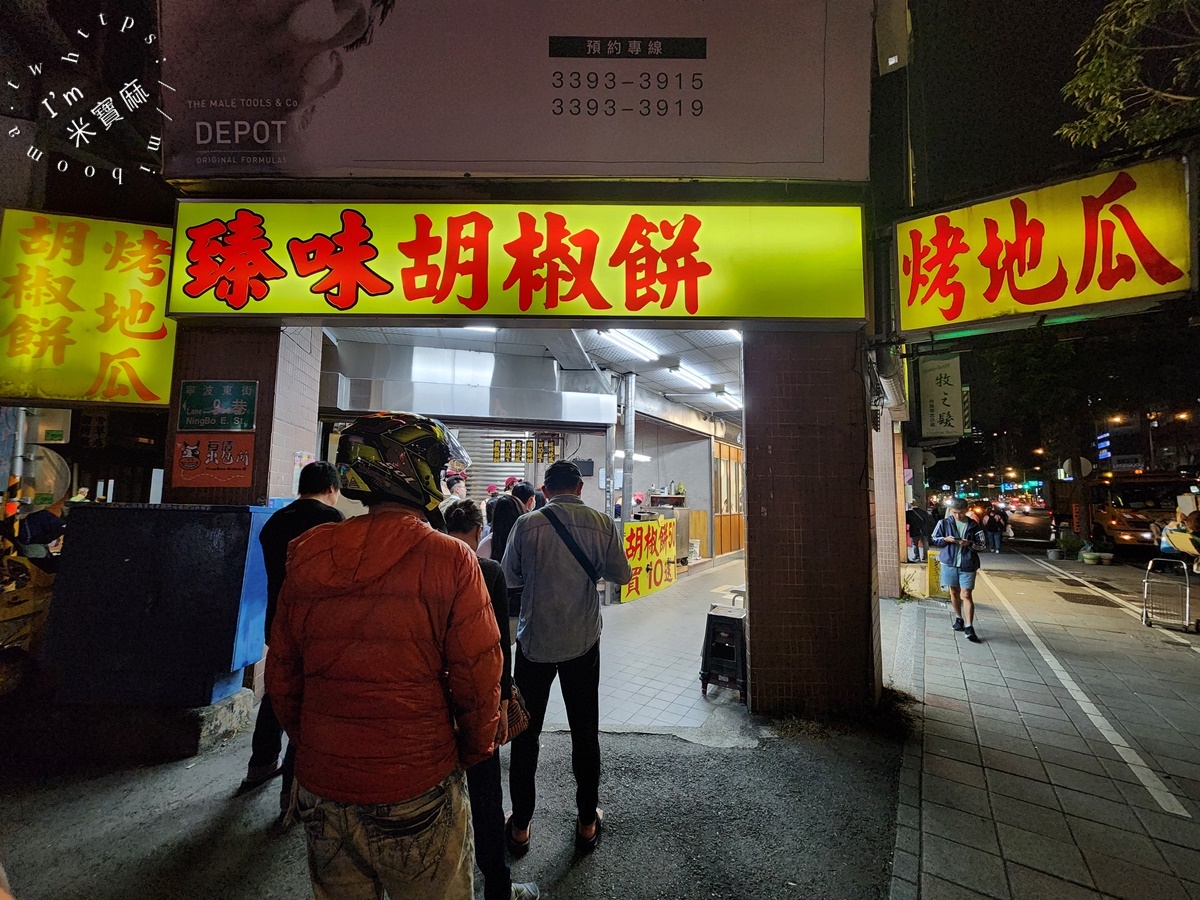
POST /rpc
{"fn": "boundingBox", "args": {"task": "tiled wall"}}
[266,327,323,500]
[874,407,902,598]
[743,329,878,715]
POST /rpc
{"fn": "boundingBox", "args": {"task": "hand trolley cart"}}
[1142,558,1195,632]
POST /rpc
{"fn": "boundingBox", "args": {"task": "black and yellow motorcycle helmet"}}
[336,412,469,521]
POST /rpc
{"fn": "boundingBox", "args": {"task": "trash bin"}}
[46,503,272,707]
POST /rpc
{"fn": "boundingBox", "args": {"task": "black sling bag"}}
[540,506,602,583]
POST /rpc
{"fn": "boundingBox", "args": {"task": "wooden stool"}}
[699,604,747,702]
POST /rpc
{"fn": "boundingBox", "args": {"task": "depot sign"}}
[897,158,1191,334]
[168,202,866,321]
[0,209,176,405]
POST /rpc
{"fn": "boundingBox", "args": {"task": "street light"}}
[1033,448,1045,455]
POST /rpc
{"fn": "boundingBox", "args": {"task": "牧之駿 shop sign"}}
[167,203,866,321]
[0,209,176,405]
[897,158,1191,334]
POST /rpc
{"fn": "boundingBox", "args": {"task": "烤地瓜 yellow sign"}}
[897,157,1191,333]
[0,209,176,404]
[168,202,866,321]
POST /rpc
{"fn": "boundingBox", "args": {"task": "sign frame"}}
[167,200,868,325]
[894,157,1192,338]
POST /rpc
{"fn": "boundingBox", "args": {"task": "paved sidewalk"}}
[543,559,747,730]
[886,550,1200,899]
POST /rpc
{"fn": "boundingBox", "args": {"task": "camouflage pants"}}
[297,770,474,900]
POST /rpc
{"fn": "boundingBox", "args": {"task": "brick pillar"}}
[743,329,879,716]
[163,324,323,505]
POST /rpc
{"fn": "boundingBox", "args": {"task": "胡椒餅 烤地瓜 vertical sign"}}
[166,203,867,321]
[896,157,1192,336]
[0,209,175,405]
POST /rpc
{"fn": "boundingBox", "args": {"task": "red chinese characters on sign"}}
[18,215,89,267]
[978,198,1068,306]
[902,214,970,321]
[179,208,718,314]
[85,348,161,401]
[104,229,172,287]
[1,265,82,311]
[502,212,611,312]
[624,525,643,561]
[0,315,75,365]
[901,165,1187,326]
[397,212,492,311]
[608,214,712,314]
[1076,171,1185,293]
[96,290,170,341]
[287,209,394,311]
[183,209,288,310]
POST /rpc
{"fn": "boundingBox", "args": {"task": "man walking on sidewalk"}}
[932,497,985,643]
[502,460,632,855]
[240,461,343,828]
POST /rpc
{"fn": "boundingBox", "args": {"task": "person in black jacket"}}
[905,502,929,562]
[240,461,344,829]
[444,498,540,900]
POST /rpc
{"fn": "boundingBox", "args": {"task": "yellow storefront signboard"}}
[623,516,678,602]
[0,209,176,405]
[897,158,1191,333]
[168,202,865,321]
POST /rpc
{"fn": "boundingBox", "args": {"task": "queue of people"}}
[249,413,630,899]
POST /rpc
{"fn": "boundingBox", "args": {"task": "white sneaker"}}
[511,884,540,900]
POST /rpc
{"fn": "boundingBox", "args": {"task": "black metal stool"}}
[699,604,747,702]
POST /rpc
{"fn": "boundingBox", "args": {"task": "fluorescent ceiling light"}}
[728,329,742,341]
[599,329,658,362]
[464,326,498,332]
[670,366,712,391]
[717,391,742,410]
[613,450,652,462]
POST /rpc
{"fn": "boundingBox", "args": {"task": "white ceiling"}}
[326,325,745,421]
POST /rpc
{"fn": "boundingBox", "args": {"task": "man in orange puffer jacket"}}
[267,413,502,900]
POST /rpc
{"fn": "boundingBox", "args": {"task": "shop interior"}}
[318,324,747,567]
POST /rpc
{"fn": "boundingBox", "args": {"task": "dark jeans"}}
[509,640,601,830]
[467,750,511,900]
[249,692,295,801]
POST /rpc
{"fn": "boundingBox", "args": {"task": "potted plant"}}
[1052,532,1085,561]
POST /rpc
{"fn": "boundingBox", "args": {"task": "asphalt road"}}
[0,715,903,900]
[1004,509,1053,542]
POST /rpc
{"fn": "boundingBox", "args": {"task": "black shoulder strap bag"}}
[541,506,601,583]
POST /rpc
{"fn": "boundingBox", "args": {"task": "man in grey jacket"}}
[502,460,632,855]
